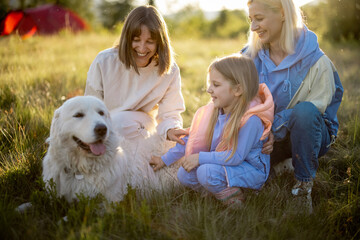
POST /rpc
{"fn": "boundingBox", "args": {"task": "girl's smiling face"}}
[207,68,241,114]
[132,25,157,67]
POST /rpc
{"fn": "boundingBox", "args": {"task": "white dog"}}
[42,96,178,203]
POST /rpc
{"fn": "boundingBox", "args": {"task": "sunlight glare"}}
[138,0,316,15]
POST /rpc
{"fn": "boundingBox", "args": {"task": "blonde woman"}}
[85,5,187,144]
[150,55,274,205]
[243,0,343,212]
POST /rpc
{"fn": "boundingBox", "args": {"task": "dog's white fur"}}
[42,96,178,203]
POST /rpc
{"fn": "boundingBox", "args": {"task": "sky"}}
[135,0,316,14]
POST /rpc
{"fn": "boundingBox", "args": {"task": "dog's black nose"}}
[94,124,107,137]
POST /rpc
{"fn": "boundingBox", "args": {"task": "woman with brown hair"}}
[85,5,187,145]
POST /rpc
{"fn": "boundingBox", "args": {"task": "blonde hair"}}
[206,54,259,160]
[246,0,304,58]
[118,5,173,75]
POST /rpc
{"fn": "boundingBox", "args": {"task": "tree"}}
[99,0,133,29]
[148,0,155,7]
[208,9,248,38]
[326,0,360,41]
[166,5,209,38]
[303,0,360,42]
[0,0,9,20]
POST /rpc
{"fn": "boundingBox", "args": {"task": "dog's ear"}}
[49,107,62,141]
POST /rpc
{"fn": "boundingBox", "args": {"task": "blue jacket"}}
[242,27,343,141]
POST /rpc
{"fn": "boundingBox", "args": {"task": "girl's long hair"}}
[245,0,304,58]
[206,54,259,160]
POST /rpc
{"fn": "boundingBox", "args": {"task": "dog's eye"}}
[98,111,105,116]
[73,112,84,118]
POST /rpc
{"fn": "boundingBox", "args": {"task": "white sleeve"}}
[156,64,185,139]
[84,55,104,100]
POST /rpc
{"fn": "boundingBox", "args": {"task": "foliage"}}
[207,9,249,39]
[326,0,360,42]
[98,0,133,30]
[165,5,208,39]
[166,7,249,39]
[0,0,9,20]
[302,0,360,42]
[148,0,155,7]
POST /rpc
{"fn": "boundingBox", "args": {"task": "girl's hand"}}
[262,131,274,155]
[149,156,165,172]
[167,128,189,145]
[182,153,199,172]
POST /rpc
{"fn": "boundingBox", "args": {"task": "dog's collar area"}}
[64,167,84,180]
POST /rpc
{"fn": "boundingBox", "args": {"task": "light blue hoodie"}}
[243,27,343,141]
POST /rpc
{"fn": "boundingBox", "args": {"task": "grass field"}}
[0,32,359,239]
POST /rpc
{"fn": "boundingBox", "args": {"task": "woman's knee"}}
[290,102,322,130]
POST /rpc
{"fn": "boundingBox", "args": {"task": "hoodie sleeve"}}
[198,116,264,166]
[271,109,293,141]
[161,136,188,166]
[156,64,185,139]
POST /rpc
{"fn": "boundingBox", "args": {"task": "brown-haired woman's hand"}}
[167,128,189,145]
[262,131,274,155]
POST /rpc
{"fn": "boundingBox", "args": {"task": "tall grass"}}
[1,32,359,239]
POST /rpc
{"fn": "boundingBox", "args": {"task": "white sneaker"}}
[291,180,314,214]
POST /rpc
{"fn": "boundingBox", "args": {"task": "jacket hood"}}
[258,26,322,72]
[239,83,274,141]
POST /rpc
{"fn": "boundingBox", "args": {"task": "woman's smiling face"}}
[248,1,284,45]
[132,25,157,67]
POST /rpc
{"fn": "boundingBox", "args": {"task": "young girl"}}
[150,54,274,205]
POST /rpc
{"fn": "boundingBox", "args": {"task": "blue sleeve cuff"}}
[161,154,175,166]
[161,136,188,166]
[272,109,293,141]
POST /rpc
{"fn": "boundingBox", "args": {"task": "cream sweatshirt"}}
[85,48,185,139]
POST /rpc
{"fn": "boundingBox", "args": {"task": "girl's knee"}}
[177,167,197,187]
[177,167,188,184]
[196,164,227,193]
[196,165,208,186]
